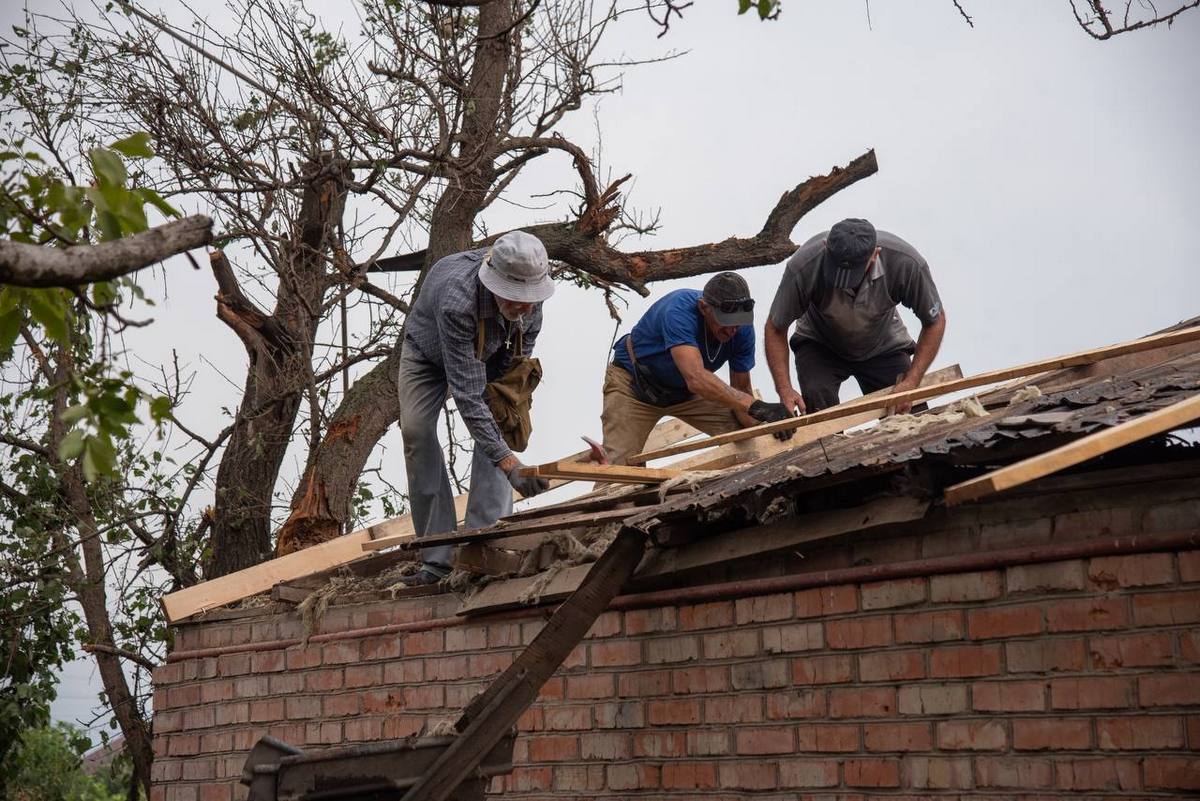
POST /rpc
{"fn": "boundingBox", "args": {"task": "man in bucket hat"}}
[397,231,554,586]
[764,218,947,416]
[599,271,795,465]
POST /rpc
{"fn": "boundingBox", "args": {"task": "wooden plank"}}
[630,326,1200,463]
[524,461,682,484]
[161,529,372,623]
[452,543,525,576]
[364,507,634,552]
[403,530,647,801]
[944,392,1200,506]
[635,496,930,579]
[457,562,596,615]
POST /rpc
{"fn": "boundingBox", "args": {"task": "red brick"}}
[269,673,303,695]
[321,641,359,664]
[402,630,443,655]
[543,705,592,731]
[660,762,717,790]
[1187,714,1200,746]
[585,612,621,639]
[1046,597,1130,632]
[903,756,973,789]
[250,651,286,673]
[1140,673,1200,707]
[930,643,1001,677]
[972,680,1046,712]
[444,625,486,652]
[1006,560,1085,593]
[930,570,1003,602]
[633,731,685,758]
[338,664,378,689]
[701,629,758,659]
[707,695,766,723]
[197,785,230,801]
[761,622,823,653]
[1055,758,1141,791]
[470,651,511,676]
[623,607,675,634]
[249,698,285,722]
[232,676,268,698]
[528,735,578,762]
[566,673,614,699]
[1006,637,1086,673]
[1133,589,1200,626]
[602,763,658,791]
[864,722,931,752]
[778,759,839,788]
[1179,550,1200,582]
[382,660,422,684]
[648,698,701,725]
[403,685,443,710]
[794,585,857,617]
[1051,676,1134,709]
[1014,718,1091,750]
[679,600,735,629]
[686,730,730,755]
[975,756,1053,789]
[1145,756,1200,790]
[736,726,794,755]
[217,652,252,676]
[736,593,794,625]
[858,650,925,682]
[285,696,321,719]
[617,670,670,697]
[791,654,853,685]
[579,731,630,760]
[553,765,605,792]
[381,715,424,739]
[199,680,234,704]
[967,604,1043,639]
[795,723,859,752]
[645,635,699,664]
[1089,552,1175,588]
[980,517,1051,550]
[305,721,342,745]
[898,683,968,715]
[844,758,900,788]
[1089,631,1174,669]
[861,577,926,610]
[826,616,892,649]
[181,757,216,780]
[718,761,777,790]
[343,718,382,741]
[214,702,249,726]
[1182,629,1200,663]
[730,660,789,690]
[590,640,641,667]
[537,676,563,700]
[507,766,552,792]
[423,656,467,681]
[829,687,894,718]
[937,719,1007,750]
[894,609,964,643]
[1097,715,1184,749]
[673,665,730,694]
[165,684,200,707]
[360,635,401,660]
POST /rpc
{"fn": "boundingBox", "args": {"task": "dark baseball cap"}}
[702,272,755,327]
[823,218,877,289]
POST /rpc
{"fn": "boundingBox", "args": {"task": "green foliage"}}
[737,0,782,20]
[0,723,124,801]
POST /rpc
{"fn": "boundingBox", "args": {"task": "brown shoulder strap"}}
[624,333,638,367]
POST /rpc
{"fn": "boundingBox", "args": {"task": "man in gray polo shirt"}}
[764,218,947,415]
[398,231,553,586]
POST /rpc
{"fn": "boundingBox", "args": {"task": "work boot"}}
[398,568,444,588]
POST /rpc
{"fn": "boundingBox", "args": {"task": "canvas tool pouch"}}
[477,316,540,452]
[625,335,693,408]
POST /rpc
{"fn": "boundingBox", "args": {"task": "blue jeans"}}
[397,351,513,575]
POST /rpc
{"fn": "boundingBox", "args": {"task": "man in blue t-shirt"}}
[601,272,794,464]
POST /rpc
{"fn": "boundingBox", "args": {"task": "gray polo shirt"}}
[769,230,943,362]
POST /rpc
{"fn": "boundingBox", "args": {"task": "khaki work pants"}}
[600,364,741,465]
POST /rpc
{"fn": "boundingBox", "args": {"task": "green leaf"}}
[58,428,85,461]
[24,290,71,345]
[738,0,753,13]
[83,435,116,481]
[88,147,127,187]
[91,281,118,307]
[61,403,89,425]
[137,188,180,219]
[0,306,21,356]
[757,0,776,18]
[148,394,173,423]
[109,132,154,159]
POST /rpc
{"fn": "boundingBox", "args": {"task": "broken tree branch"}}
[0,215,212,287]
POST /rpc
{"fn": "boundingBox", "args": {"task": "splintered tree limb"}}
[0,215,212,288]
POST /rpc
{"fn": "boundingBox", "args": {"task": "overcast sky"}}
[24,0,1200,738]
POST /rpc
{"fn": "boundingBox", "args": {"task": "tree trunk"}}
[208,158,346,577]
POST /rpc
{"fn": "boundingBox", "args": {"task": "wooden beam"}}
[457,562,596,615]
[635,496,930,579]
[523,461,682,484]
[364,507,634,552]
[944,393,1200,506]
[452,543,526,576]
[161,530,373,623]
[630,326,1200,463]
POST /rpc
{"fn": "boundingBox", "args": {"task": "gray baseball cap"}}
[479,231,555,304]
[702,272,755,327]
[823,218,877,289]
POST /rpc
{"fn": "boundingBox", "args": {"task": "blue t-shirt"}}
[612,288,755,389]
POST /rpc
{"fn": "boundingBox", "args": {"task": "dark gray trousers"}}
[792,339,913,413]
[397,351,512,576]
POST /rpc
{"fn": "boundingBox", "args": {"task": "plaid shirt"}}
[404,248,542,463]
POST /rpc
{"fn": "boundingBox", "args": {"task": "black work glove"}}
[506,464,551,498]
[748,399,797,441]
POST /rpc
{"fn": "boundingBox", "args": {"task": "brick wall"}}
[153,543,1200,800]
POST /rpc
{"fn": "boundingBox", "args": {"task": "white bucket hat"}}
[478,231,555,304]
